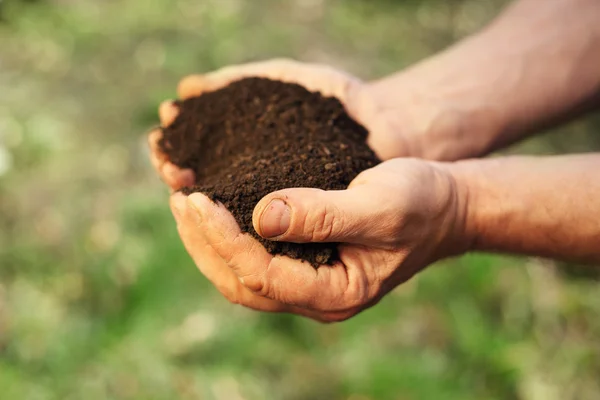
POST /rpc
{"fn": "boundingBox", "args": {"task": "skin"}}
[451,154,600,265]
[148,0,600,322]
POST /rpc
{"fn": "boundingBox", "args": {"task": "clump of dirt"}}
[159,77,380,266]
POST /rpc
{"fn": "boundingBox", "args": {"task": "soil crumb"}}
[159,77,380,266]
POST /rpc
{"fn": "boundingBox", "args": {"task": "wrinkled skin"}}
[148,59,468,322]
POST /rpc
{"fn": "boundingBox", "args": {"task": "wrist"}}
[417,102,501,162]
[444,157,512,256]
[366,80,502,162]
[438,159,482,255]
[417,160,476,260]
[367,33,506,161]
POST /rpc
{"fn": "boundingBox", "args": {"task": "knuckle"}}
[250,258,275,299]
[253,277,271,299]
[344,276,371,310]
[310,207,329,241]
[308,204,343,242]
[328,205,346,238]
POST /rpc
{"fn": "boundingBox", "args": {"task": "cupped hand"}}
[148,58,418,192]
[148,59,465,321]
[170,158,470,321]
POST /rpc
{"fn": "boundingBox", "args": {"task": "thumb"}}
[252,187,394,245]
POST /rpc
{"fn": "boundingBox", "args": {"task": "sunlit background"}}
[1,0,599,399]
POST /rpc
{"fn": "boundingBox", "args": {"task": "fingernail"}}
[260,199,291,238]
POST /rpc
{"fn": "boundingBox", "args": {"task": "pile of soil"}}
[159,77,380,266]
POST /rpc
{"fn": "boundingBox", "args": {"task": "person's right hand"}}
[169,157,471,322]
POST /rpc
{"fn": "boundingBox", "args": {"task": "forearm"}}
[371,0,600,161]
[449,153,600,264]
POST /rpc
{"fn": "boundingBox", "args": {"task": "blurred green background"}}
[0,0,599,399]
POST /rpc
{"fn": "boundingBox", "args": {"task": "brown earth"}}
[159,77,380,266]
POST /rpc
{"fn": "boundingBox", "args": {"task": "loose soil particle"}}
[159,77,380,266]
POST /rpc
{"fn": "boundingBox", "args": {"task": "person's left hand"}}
[169,158,470,322]
[148,58,423,192]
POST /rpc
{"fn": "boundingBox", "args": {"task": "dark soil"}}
[159,77,380,266]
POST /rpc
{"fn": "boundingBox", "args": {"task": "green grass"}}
[0,1,599,399]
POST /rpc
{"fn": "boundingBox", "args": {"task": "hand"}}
[170,158,469,321]
[148,58,420,192]
[147,59,467,321]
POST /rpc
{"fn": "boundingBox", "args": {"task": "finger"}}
[177,74,207,100]
[252,186,397,247]
[172,193,332,319]
[162,162,195,190]
[148,128,167,170]
[184,192,273,269]
[148,128,195,190]
[178,58,361,101]
[236,241,384,313]
[171,193,288,312]
[186,192,365,312]
[159,100,179,127]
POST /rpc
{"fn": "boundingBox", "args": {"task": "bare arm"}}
[451,153,600,264]
[369,0,600,161]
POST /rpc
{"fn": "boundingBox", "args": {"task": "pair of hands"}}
[148,59,470,322]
